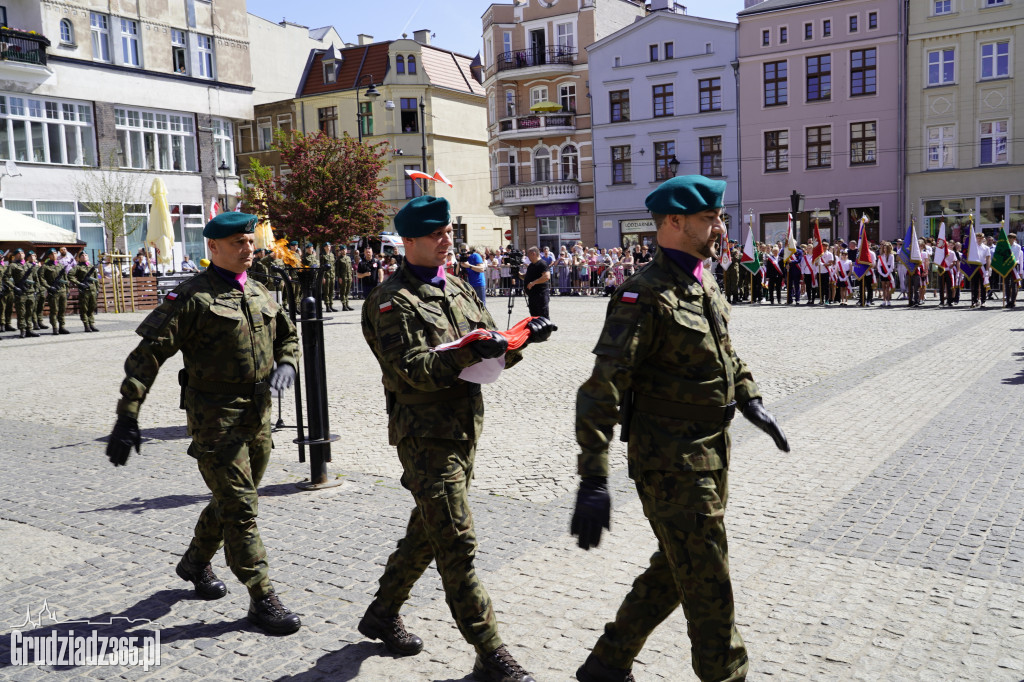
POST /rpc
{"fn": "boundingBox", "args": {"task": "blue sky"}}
[246,0,747,58]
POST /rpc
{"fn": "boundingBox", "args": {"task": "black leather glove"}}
[570,477,611,550]
[270,363,296,391]
[106,415,141,467]
[740,398,789,452]
[472,331,508,359]
[48,286,57,294]
[526,317,557,344]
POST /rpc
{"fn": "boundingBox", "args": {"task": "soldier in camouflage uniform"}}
[29,252,48,330]
[248,249,269,285]
[5,249,40,338]
[724,247,741,305]
[336,247,354,311]
[571,176,789,682]
[0,253,12,333]
[40,249,71,335]
[104,212,303,636]
[68,251,99,332]
[320,243,336,312]
[359,195,554,682]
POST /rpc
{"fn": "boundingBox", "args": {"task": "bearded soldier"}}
[571,176,789,682]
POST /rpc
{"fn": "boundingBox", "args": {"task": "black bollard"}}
[293,266,341,490]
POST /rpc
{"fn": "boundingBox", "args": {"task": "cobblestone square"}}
[2,296,1024,680]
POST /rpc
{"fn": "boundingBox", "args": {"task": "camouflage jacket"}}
[116,268,299,443]
[336,254,353,280]
[259,255,283,290]
[68,264,98,292]
[301,253,319,268]
[5,262,35,295]
[320,252,336,272]
[40,263,69,291]
[362,260,522,445]
[576,247,761,479]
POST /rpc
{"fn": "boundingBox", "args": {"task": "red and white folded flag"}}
[430,316,543,383]
[404,169,453,188]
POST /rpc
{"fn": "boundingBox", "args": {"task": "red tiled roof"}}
[299,42,392,97]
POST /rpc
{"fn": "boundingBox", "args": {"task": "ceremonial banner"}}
[852,217,875,280]
[719,234,732,270]
[961,225,982,280]
[812,219,825,265]
[782,214,798,264]
[741,226,760,274]
[992,226,1017,278]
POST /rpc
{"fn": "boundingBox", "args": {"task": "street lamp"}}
[789,189,804,240]
[355,75,380,143]
[218,160,230,211]
[668,155,680,177]
[828,198,840,240]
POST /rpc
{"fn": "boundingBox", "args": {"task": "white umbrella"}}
[147,178,175,266]
[0,207,81,244]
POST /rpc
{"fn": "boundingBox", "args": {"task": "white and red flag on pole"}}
[404,169,454,188]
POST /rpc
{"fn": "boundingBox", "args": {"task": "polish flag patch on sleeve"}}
[621,291,639,304]
[378,300,393,313]
[166,292,179,301]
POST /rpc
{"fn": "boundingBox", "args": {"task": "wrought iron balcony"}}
[494,180,579,206]
[0,28,50,66]
[495,46,576,74]
[496,113,575,139]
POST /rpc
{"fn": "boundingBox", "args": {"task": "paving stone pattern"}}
[1,297,1023,680]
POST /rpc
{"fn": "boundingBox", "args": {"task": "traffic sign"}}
[504,229,513,240]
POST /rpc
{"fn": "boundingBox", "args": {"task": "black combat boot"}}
[576,653,636,682]
[23,329,40,338]
[175,556,227,600]
[247,591,301,635]
[472,645,536,682]
[59,326,70,335]
[52,328,59,336]
[357,601,424,656]
[89,323,99,332]
[3,324,15,331]
[38,321,48,329]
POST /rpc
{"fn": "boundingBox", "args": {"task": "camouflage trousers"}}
[0,290,12,325]
[338,277,351,307]
[34,291,45,324]
[185,424,274,600]
[374,436,503,656]
[592,469,748,682]
[48,290,67,328]
[322,276,334,303]
[78,288,97,325]
[14,294,33,330]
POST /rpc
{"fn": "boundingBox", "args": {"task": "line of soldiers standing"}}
[0,247,100,338]
[247,241,355,315]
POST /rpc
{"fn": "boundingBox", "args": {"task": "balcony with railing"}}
[495,112,575,140]
[493,179,579,208]
[0,28,50,66]
[495,46,576,75]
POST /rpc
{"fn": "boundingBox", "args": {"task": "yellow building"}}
[239,32,507,249]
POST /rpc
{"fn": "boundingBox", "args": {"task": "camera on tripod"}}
[506,249,524,267]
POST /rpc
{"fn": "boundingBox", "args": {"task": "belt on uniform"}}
[394,383,481,405]
[634,394,736,423]
[183,372,271,397]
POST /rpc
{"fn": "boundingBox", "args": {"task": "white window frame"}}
[484,37,493,68]
[983,0,1005,6]
[196,34,214,80]
[980,40,1010,80]
[933,0,953,15]
[927,47,955,86]
[530,86,548,108]
[559,83,576,113]
[979,119,1008,166]
[120,18,140,67]
[258,121,272,151]
[90,12,111,62]
[0,94,97,167]
[502,31,512,56]
[171,29,189,75]
[59,19,74,45]
[505,90,516,117]
[114,105,197,172]
[212,118,234,175]
[533,146,551,183]
[323,61,337,84]
[926,124,955,169]
[555,21,575,52]
[560,144,579,181]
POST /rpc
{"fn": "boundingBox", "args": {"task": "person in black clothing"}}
[786,248,803,304]
[357,247,381,298]
[522,246,550,318]
[766,247,784,304]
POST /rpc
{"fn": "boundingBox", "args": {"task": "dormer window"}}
[407,55,417,74]
[396,55,405,74]
[323,60,337,84]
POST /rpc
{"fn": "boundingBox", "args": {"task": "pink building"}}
[737,0,903,245]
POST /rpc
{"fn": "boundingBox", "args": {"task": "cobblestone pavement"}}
[2,294,1024,680]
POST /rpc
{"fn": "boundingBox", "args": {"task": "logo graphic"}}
[9,600,162,671]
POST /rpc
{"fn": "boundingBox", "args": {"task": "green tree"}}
[243,131,391,245]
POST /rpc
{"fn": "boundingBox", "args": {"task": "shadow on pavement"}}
[273,641,475,682]
[79,493,209,514]
[1002,351,1024,385]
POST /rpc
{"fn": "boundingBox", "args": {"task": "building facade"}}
[906,0,1024,241]
[481,0,645,251]
[239,32,507,248]
[589,6,739,249]
[0,0,253,264]
[737,0,902,244]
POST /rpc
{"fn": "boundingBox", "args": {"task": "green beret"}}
[323,242,331,247]
[394,195,450,238]
[14,248,23,253]
[203,212,258,239]
[645,175,726,216]
[27,250,35,255]
[289,240,299,247]
[305,242,314,248]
